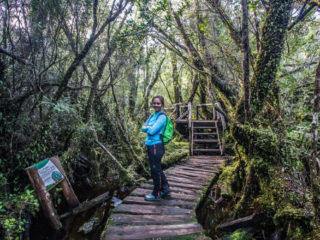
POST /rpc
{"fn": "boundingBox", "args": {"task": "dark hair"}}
[152,95,165,106]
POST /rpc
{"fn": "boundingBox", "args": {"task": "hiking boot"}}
[144,194,161,201]
[160,191,171,198]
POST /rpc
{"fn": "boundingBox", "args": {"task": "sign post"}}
[26,156,80,230]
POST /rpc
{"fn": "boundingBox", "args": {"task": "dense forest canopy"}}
[0,0,320,239]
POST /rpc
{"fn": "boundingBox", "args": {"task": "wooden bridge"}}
[102,102,227,239]
[103,156,227,239]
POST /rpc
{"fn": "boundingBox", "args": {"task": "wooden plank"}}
[182,162,220,169]
[140,183,200,195]
[177,164,217,170]
[168,169,212,178]
[194,139,218,143]
[193,132,217,135]
[165,181,203,190]
[167,169,212,178]
[185,160,222,165]
[189,158,226,163]
[60,192,110,219]
[147,176,206,187]
[167,170,210,178]
[167,172,209,182]
[184,161,221,166]
[105,223,203,240]
[114,204,192,215]
[111,214,196,225]
[192,120,217,123]
[173,166,215,174]
[190,156,227,160]
[123,196,195,209]
[165,176,207,186]
[193,149,220,152]
[131,188,198,201]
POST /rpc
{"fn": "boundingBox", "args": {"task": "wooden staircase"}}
[191,120,221,155]
[166,102,226,156]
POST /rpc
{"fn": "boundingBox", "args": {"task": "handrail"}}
[164,101,226,155]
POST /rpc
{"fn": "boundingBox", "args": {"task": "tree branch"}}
[0,46,32,65]
[288,2,318,30]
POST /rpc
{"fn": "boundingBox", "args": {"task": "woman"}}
[142,95,171,201]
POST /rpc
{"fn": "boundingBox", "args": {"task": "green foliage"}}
[228,230,253,240]
[0,188,39,240]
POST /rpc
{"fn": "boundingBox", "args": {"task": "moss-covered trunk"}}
[236,0,293,121]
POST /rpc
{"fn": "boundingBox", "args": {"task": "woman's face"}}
[152,98,162,112]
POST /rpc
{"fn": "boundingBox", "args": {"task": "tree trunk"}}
[245,0,293,119]
[241,0,250,121]
[310,56,320,227]
[53,0,128,102]
[171,52,181,118]
[128,67,138,119]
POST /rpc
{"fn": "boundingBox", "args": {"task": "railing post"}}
[196,106,199,120]
[188,102,192,156]
[175,104,179,120]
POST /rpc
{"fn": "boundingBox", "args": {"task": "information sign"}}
[31,158,64,189]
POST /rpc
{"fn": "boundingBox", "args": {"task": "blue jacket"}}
[142,111,166,146]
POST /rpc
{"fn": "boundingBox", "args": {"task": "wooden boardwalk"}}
[103,156,227,240]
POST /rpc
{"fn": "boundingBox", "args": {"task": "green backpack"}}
[158,113,174,144]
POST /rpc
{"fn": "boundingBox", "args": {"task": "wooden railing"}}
[164,102,226,155]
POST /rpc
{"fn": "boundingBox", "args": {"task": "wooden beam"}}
[26,167,62,230]
[50,156,80,208]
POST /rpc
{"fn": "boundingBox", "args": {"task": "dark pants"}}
[147,143,170,198]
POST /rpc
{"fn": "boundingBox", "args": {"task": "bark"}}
[0,46,32,65]
[310,56,320,226]
[142,56,165,114]
[188,73,200,103]
[128,68,138,118]
[206,0,242,48]
[237,0,293,120]
[171,52,181,118]
[195,0,212,117]
[241,0,250,121]
[83,45,115,122]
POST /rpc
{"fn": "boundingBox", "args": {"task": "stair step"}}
[193,149,220,152]
[193,133,217,135]
[194,139,218,143]
[192,120,217,123]
[193,126,216,129]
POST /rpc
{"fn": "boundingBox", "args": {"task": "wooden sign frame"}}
[26,156,80,230]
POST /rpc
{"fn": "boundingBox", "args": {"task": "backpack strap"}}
[155,112,167,135]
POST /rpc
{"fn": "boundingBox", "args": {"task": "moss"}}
[217,158,245,198]
[231,123,280,161]
[162,149,188,169]
[274,203,312,224]
[162,141,189,169]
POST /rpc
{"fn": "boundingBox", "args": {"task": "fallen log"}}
[219,214,264,232]
[60,192,111,219]
[95,139,134,180]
